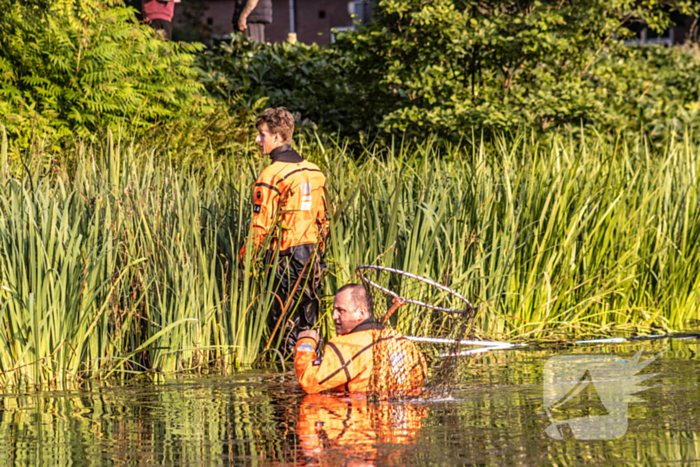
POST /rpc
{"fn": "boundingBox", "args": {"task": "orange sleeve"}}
[239,169,281,261]
[294,338,360,394]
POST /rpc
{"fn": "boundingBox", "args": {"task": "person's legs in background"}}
[142,0,174,40]
[148,18,173,40]
[243,23,265,42]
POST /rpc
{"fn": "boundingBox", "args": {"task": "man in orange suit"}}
[241,107,329,357]
[295,284,427,396]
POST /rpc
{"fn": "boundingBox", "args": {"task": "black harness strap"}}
[277,167,323,184]
[254,182,281,195]
[317,335,395,386]
[319,342,351,385]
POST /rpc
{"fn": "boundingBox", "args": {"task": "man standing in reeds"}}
[241,107,329,357]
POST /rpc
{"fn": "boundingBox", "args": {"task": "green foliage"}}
[200,1,700,139]
[334,0,699,134]
[0,135,278,388]
[5,0,699,146]
[2,130,699,387]
[197,36,360,132]
[0,0,209,147]
[593,44,700,136]
[325,131,700,339]
[1,0,700,388]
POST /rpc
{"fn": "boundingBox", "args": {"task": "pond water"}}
[1,337,698,465]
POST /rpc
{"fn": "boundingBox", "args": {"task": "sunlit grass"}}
[324,131,700,340]
[0,128,698,388]
[0,131,278,388]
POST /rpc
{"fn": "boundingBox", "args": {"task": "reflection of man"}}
[297,393,427,465]
[231,0,272,43]
[241,107,328,357]
[295,284,427,395]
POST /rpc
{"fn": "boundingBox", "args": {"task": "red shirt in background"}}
[142,0,175,22]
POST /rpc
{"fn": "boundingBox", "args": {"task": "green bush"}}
[335,0,700,135]
[593,45,700,136]
[197,36,361,132]
[5,0,699,148]
[200,0,700,139]
[0,0,210,148]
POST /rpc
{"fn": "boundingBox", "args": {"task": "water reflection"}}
[0,338,697,465]
[297,394,426,466]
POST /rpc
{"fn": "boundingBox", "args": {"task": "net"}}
[356,265,477,400]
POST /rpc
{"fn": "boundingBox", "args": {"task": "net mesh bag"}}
[356,265,476,400]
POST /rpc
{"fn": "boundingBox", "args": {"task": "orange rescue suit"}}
[240,146,328,259]
[294,320,427,395]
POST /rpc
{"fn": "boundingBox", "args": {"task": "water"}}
[1,337,698,465]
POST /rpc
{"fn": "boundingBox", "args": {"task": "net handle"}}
[355,265,475,314]
[381,298,405,325]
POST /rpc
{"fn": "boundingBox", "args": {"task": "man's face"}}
[332,290,368,336]
[254,122,284,155]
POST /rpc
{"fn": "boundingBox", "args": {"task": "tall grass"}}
[326,132,700,340]
[0,133,277,388]
[0,130,698,387]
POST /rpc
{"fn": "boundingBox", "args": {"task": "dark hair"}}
[255,107,295,143]
[337,283,374,318]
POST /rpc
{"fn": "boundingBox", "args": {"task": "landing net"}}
[355,265,477,400]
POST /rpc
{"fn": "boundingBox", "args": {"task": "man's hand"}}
[298,329,319,343]
[236,0,258,32]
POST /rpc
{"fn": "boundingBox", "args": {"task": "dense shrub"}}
[199,0,700,139]
[197,37,360,132]
[0,0,210,148]
[334,0,699,135]
[4,0,700,148]
[594,45,700,136]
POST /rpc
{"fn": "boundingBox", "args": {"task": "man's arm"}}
[239,171,279,261]
[237,0,260,31]
[294,335,360,394]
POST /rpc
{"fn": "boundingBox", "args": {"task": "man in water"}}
[295,284,427,395]
[241,107,328,357]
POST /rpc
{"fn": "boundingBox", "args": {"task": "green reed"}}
[325,132,700,340]
[0,132,280,388]
[0,130,698,387]
[0,378,293,465]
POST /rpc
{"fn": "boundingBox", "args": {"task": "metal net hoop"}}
[355,265,478,399]
[355,265,475,317]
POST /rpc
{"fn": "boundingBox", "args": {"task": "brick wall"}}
[270,0,355,44]
[173,0,357,45]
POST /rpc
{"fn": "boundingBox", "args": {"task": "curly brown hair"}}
[255,107,295,144]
